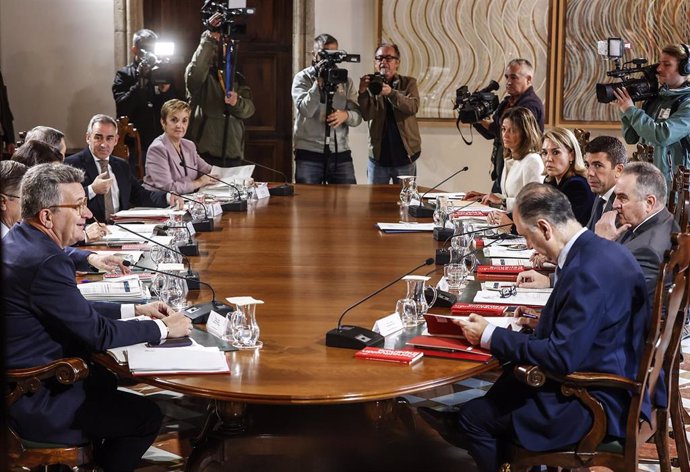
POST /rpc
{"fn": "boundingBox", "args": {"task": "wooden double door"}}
[143,0,294,182]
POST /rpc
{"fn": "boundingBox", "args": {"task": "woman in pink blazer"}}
[144,99,217,194]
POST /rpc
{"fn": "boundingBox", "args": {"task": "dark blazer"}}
[489,230,650,451]
[3,223,162,444]
[619,208,679,300]
[586,193,616,230]
[547,175,595,226]
[65,148,168,222]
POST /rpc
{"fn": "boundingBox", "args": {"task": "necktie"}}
[98,159,115,222]
[589,197,606,229]
[619,229,635,244]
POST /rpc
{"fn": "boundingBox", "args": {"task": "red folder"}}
[476,265,525,275]
[450,303,514,316]
[406,335,492,362]
[354,347,424,365]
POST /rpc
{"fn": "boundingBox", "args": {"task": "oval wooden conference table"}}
[97,184,498,469]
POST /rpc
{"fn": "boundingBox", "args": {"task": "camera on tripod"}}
[201,0,256,35]
[137,43,175,85]
[315,50,361,87]
[453,80,500,123]
[595,37,659,104]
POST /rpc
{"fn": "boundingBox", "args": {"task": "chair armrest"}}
[7,358,89,406]
[513,364,641,393]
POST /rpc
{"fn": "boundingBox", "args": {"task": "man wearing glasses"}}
[358,43,421,184]
[3,163,191,472]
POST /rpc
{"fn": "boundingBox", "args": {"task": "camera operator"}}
[112,29,180,171]
[358,43,421,184]
[616,43,690,182]
[291,34,362,184]
[472,59,544,192]
[186,13,255,168]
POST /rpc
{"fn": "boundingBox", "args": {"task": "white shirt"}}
[1,221,11,238]
[500,153,545,211]
[87,153,121,214]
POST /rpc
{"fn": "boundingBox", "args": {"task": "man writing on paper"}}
[3,163,191,472]
[418,183,649,472]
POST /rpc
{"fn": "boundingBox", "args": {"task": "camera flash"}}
[155,42,175,57]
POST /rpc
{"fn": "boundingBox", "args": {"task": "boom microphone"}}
[408,166,469,218]
[112,222,200,290]
[326,258,435,349]
[122,260,232,324]
[179,160,248,212]
[237,157,294,196]
[143,181,214,232]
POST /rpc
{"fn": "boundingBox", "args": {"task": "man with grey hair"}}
[3,163,191,472]
[419,183,649,472]
[473,58,545,192]
[0,160,27,237]
[596,161,679,299]
[65,114,177,223]
[24,125,67,158]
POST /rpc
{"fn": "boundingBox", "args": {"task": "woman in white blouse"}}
[466,107,544,211]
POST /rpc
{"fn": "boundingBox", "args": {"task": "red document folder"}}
[406,335,492,362]
[355,347,424,365]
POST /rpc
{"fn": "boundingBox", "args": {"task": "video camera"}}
[453,80,500,123]
[137,43,175,85]
[315,50,361,88]
[595,37,659,104]
[201,0,255,35]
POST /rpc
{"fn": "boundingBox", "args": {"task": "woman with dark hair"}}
[11,139,63,167]
[465,106,544,212]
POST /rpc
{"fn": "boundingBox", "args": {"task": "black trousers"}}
[73,368,162,472]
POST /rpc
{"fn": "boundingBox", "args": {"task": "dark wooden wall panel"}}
[143,0,294,182]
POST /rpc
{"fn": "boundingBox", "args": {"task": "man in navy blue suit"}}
[64,114,179,223]
[3,163,192,472]
[420,183,650,472]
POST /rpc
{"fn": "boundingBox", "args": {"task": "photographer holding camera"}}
[472,59,544,192]
[186,13,255,167]
[357,43,421,184]
[112,29,180,170]
[615,44,690,181]
[291,34,362,184]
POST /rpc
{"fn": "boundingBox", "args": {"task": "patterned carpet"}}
[130,338,690,472]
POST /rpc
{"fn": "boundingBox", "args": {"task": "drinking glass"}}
[160,275,188,311]
[396,298,419,328]
[444,263,464,291]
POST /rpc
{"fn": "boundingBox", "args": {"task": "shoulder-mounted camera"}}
[201,0,255,35]
[595,37,659,103]
[453,80,500,123]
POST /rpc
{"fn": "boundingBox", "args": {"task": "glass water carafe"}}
[227,296,264,350]
[402,275,437,323]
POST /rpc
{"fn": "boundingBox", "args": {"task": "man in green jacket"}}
[616,43,690,182]
[185,23,255,167]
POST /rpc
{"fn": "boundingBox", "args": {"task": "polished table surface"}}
[99,184,497,404]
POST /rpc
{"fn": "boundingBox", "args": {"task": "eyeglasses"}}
[375,55,399,62]
[1,192,20,200]
[499,285,518,298]
[47,199,89,215]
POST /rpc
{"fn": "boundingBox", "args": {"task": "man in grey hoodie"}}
[291,34,362,184]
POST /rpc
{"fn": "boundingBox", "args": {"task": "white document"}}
[483,246,535,259]
[210,165,255,181]
[78,275,147,302]
[126,344,229,374]
[473,289,551,307]
[423,192,467,200]
[112,208,186,219]
[481,236,527,247]
[376,222,436,232]
[490,258,533,267]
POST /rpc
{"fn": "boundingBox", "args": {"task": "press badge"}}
[658,108,671,120]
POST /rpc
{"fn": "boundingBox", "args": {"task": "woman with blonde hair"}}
[465,107,544,211]
[541,127,594,225]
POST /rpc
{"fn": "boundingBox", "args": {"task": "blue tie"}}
[589,197,606,229]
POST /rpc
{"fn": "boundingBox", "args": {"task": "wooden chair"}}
[668,165,690,215]
[7,357,95,470]
[632,143,655,163]
[113,116,144,180]
[500,232,690,472]
[672,188,690,233]
[573,128,590,151]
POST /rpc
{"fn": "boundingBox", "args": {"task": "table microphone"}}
[326,258,435,349]
[179,160,248,212]
[143,181,214,232]
[122,260,232,324]
[435,223,513,265]
[159,223,199,257]
[112,222,201,290]
[408,166,469,218]
[237,157,294,196]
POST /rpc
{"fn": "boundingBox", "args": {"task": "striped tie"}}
[98,159,114,222]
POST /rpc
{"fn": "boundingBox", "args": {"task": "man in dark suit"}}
[584,135,628,230]
[3,163,191,472]
[420,183,650,472]
[596,161,679,299]
[64,114,177,223]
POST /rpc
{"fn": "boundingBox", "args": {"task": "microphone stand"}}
[408,166,469,218]
[237,157,294,196]
[326,258,435,349]
[180,160,248,213]
[143,181,214,232]
[112,222,201,290]
[123,260,232,324]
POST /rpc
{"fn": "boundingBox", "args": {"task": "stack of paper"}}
[78,275,148,302]
[111,208,186,222]
[473,288,552,307]
[126,343,229,375]
[483,245,534,259]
